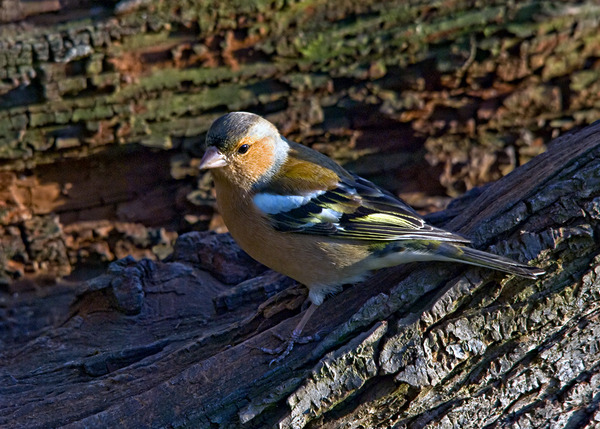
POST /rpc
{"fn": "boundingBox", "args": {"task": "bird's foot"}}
[261,330,321,365]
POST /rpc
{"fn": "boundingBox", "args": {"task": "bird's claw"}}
[261,331,321,365]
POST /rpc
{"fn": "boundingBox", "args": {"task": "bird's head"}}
[199,112,288,190]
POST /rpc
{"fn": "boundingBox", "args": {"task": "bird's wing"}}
[253,171,469,244]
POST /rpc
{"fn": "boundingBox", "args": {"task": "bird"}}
[198,111,545,362]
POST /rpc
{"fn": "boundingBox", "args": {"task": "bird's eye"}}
[237,144,249,154]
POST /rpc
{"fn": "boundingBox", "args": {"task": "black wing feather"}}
[262,173,469,244]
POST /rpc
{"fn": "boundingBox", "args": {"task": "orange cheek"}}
[214,136,278,190]
[237,137,275,183]
[250,147,274,180]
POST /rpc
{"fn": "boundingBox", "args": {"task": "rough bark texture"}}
[1,0,600,282]
[1,1,600,428]
[1,117,599,429]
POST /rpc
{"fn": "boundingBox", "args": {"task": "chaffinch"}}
[199,111,544,361]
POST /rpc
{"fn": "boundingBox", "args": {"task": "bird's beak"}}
[198,146,228,169]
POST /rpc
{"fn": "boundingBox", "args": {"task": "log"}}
[1,121,599,428]
[1,0,600,281]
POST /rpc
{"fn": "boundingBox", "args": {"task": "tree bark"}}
[2,1,600,428]
[1,122,599,428]
[1,0,599,281]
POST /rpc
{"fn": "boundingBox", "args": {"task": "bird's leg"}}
[261,303,320,365]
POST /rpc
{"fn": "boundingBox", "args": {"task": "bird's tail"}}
[370,240,545,279]
[437,243,545,279]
